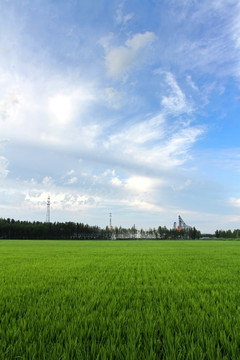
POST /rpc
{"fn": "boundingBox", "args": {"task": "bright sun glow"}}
[126,176,155,192]
[49,94,72,125]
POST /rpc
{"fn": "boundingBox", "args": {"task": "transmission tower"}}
[46,195,50,223]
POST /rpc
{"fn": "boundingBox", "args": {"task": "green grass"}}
[0,240,240,359]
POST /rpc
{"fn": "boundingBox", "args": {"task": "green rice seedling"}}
[0,240,240,359]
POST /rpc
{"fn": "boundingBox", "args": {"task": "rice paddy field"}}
[0,240,240,359]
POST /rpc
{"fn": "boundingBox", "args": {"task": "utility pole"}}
[109,212,112,229]
[46,195,50,223]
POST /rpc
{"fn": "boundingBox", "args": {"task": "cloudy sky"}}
[1,0,240,233]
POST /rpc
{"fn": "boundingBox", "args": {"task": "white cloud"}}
[125,176,156,193]
[105,87,123,109]
[172,179,192,191]
[186,75,198,91]
[0,94,20,122]
[24,178,38,186]
[160,71,193,115]
[105,109,204,170]
[0,68,100,149]
[163,127,204,164]
[186,1,240,79]
[0,57,205,228]
[111,176,122,186]
[2,0,239,233]
[25,191,48,209]
[0,156,8,179]
[108,114,165,146]
[66,169,75,176]
[229,197,240,208]
[122,199,164,213]
[25,190,100,211]
[115,2,134,26]
[230,3,240,77]
[48,87,95,126]
[48,94,73,125]
[67,176,78,185]
[42,176,54,186]
[102,169,112,177]
[102,32,157,78]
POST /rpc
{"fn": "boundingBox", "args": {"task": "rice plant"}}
[0,240,240,359]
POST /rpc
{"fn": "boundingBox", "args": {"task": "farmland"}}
[0,240,240,359]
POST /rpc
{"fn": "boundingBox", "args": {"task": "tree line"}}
[0,218,105,240]
[0,218,202,240]
[215,229,240,239]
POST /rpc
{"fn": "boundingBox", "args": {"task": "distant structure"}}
[46,195,51,223]
[109,212,112,230]
[109,212,115,239]
[173,215,191,230]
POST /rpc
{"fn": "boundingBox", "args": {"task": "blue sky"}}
[1,0,240,233]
